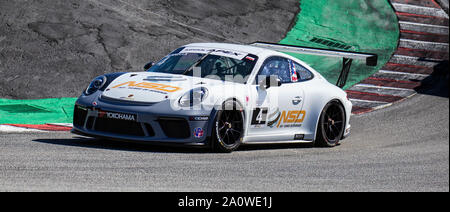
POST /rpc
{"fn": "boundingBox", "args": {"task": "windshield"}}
[147,47,258,84]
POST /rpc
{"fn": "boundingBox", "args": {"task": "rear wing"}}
[250,41,378,88]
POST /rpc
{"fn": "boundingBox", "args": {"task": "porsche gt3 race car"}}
[72,42,377,152]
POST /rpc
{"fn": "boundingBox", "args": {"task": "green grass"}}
[0,98,76,124]
[280,0,399,90]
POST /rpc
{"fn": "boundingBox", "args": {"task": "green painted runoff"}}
[280,0,399,90]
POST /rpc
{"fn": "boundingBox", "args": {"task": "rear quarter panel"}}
[300,78,349,141]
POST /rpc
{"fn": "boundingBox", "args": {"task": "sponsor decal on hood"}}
[101,72,188,103]
[111,81,182,93]
[101,72,206,103]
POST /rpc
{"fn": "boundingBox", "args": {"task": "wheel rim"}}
[323,104,344,142]
[216,109,244,147]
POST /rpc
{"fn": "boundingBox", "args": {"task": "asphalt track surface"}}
[0,91,448,192]
[0,0,299,99]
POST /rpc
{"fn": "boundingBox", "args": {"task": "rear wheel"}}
[211,100,244,153]
[315,100,346,147]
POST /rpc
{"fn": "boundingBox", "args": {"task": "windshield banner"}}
[180,47,247,60]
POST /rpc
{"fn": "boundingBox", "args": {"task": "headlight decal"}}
[179,87,208,107]
[99,72,126,91]
[85,76,107,95]
[84,72,127,96]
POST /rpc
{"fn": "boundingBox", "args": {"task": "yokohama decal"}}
[98,111,136,121]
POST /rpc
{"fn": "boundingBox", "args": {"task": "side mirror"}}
[258,75,282,90]
[144,62,154,70]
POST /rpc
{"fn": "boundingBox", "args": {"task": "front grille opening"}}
[158,117,190,139]
[86,117,95,130]
[94,117,145,137]
[143,123,155,137]
[73,106,88,127]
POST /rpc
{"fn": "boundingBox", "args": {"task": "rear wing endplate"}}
[250,42,378,88]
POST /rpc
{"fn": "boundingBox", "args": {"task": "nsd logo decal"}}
[98,111,136,121]
[251,108,306,128]
[111,81,181,93]
[276,110,306,128]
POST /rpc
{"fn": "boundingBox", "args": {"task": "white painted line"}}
[374,70,428,81]
[353,84,415,91]
[350,100,389,109]
[372,102,394,110]
[399,21,449,35]
[399,21,449,30]
[349,98,388,104]
[389,55,443,67]
[0,125,45,133]
[348,88,415,98]
[378,70,430,77]
[349,84,417,98]
[392,3,449,18]
[399,39,449,52]
[47,123,73,128]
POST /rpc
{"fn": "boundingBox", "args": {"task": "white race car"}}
[72,42,377,152]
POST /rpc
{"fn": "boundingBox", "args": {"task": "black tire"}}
[211,100,244,153]
[315,100,346,147]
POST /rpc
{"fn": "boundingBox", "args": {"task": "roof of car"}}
[184,42,276,56]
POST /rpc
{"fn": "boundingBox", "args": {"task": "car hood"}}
[101,72,221,103]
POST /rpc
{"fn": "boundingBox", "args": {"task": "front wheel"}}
[211,100,244,153]
[315,100,346,147]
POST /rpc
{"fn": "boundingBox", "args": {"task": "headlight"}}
[179,87,208,107]
[85,76,107,95]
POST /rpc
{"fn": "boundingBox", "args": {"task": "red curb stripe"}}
[400,29,447,36]
[397,12,449,26]
[397,13,449,26]
[383,63,435,75]
[351,106,373,115]
[5,124,72,131]
[346,90,404,103]
[391,0,441,8]
[400,31,449,43]
[360,77,422,89]
[430,0,443,8]
[396,12,447,19]
[366,76,418,84]
[395,47,449,59]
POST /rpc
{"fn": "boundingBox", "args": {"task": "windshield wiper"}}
[181,49,215,75]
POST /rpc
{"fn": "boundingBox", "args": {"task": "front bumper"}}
[72,94,214,145]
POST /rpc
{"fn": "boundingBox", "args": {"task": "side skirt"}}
[242,140,314,145]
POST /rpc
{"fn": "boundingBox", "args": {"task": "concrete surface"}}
[0,0,299,99]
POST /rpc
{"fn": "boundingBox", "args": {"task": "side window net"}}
[293,62,314,82]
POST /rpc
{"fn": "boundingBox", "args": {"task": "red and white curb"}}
[0,123,73,133]
[348,0,449,115]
